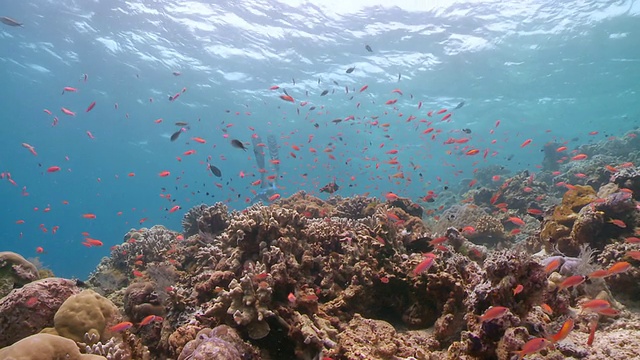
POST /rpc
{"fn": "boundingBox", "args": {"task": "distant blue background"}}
[1,0,638,278]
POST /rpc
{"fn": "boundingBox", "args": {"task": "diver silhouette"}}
[251,134,279,203]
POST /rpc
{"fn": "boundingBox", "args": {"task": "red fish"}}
[607,261,631,275]
[359,85,368,92]
[479,306,509,322]
[85,101,96,112]
[61,107,76,116]
[571,154,588,161]
[557,275,586,290]
[413,253,436,276]
[168,205,180,213]
[550,318,574,343]
[515,338,551,359]
[139,315,162,326]
[268,193,281,202]
[82,213,97,219]
[21,143,38,156]
[158,171,170,177]
[608,219,626,228]
[47,166,61,173]
[109,322,133,333]
[520,139,532,148]
[279,95,294,102]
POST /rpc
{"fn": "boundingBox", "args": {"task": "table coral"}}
[0,277,81,347]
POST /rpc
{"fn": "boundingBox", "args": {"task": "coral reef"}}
[42,289,121,344]
[0,251,39,298]
[0,277,81,347]
[177,326,258,360]
[0,333,106,360]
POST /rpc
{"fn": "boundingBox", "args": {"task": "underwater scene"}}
[1,0,640,359]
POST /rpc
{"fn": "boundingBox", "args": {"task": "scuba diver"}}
[251,134,280,203]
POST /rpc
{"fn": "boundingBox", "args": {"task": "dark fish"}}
[398,73,401,81]
[283,89,289,96]
[175,121,188,126]
[292,78,296,85]
[365,44,373,52]
[170,129,182,142]
[1,17,23,27]
[454,101,465,110]
[462,128,472,134]
[346,67,355,74]
[314,123,319,128]
[317,78,320,84]
[320,181,340,194]
[231,139,247,151]
[309,106,316,111]
[332,118,342,123]
[320,90,329,96]
[333,80,339,86]
[209,165,222,177]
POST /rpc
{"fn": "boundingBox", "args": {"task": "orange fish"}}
[109,321,133,332]
[515,338,551,360]
[385,192,399,201]
[608,219,626,228]
[192,137,206,144]
[556,146,567,152]
[47,166,61,173]
[588,269,610,279]
[279,94,294,102]
[520,139,532,148]
[571,154,588,161]
[513,284,524,296]
[550,318,574,343]
[139,315,163,326]
[413,253,436,276]
[158,171,170,177]
[268,193,281,202]
[465,149,480,156]
[580,299,610,313]
[626,250,640,260]
[557,275,586,290]
[479,306,509,322]
[82,213,97,219]
[607,261,631,276]
[507,216,525,226]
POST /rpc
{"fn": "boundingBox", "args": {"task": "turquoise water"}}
[1,0,638,278]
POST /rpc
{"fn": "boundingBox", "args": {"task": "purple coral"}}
[177,325,256,360]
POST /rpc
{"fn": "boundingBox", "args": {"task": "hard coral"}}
[43,289,120,344]
[123,282,166,323]
[0,251,39,298]
[177,325,257,360]
[196,203,230,236]
[0,277,81,347]
[0,333,106,360]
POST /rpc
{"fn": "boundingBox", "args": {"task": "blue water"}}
[1,0,639,279]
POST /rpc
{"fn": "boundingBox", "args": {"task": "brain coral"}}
[43,289,120,344]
